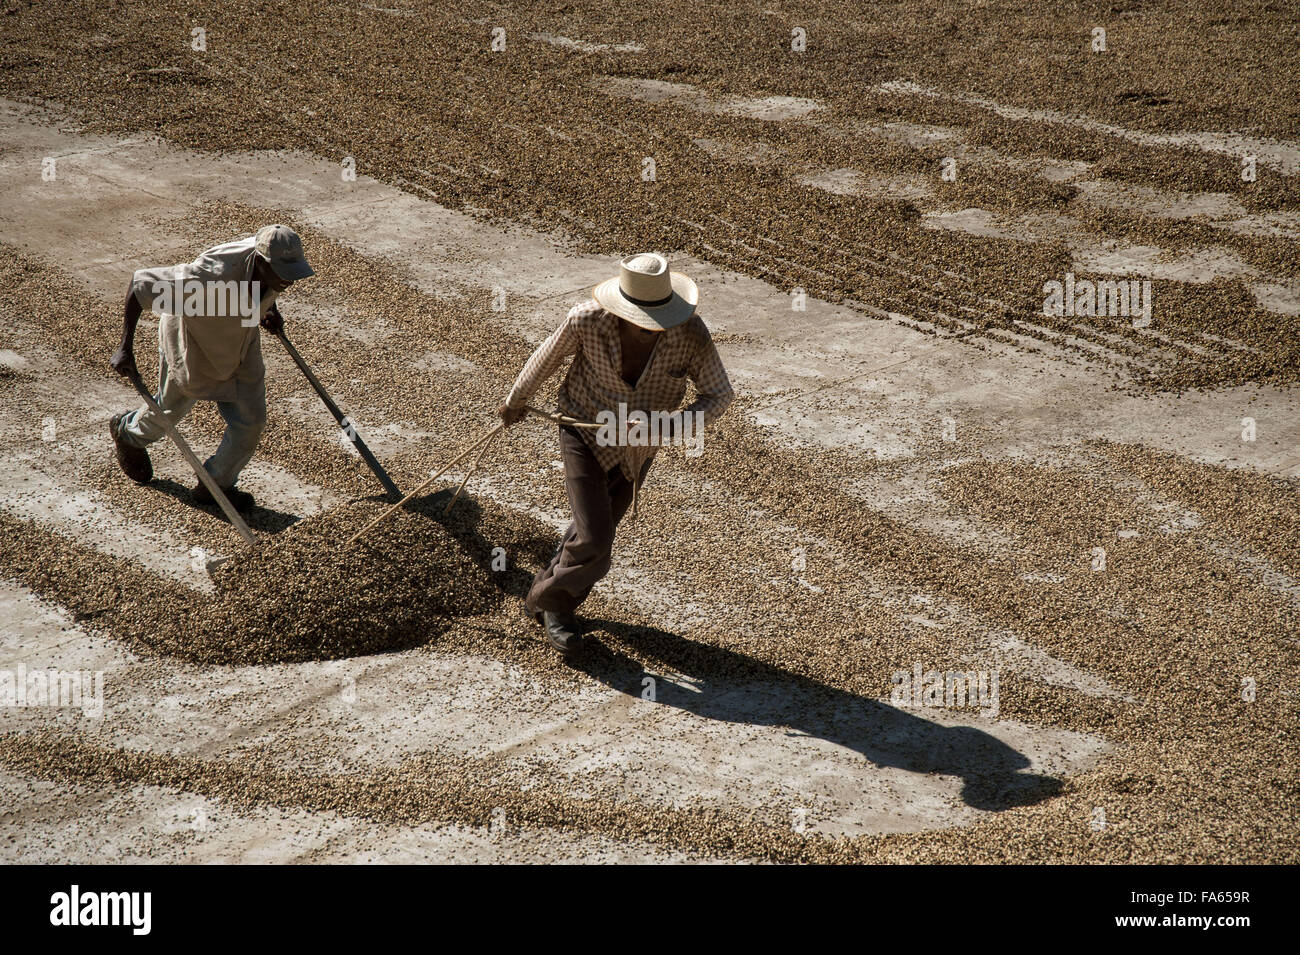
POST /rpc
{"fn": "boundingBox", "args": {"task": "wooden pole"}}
[274,330,402,501]
[345,424,504,546]
[443,427,501,516]
[525,405,601,429]
[128,373,257,546]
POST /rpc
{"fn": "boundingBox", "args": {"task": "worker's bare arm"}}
[109,283,143,378]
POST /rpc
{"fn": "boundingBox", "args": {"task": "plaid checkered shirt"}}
[505,300,734,480]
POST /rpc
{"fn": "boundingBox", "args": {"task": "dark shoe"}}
[109,414,152,484]
[193,481,255,513]
[535,610,582,654]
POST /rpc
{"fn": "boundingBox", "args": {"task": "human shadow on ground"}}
[404,496,1063,813]
[146,478,300,533]
[576,618,1064,813]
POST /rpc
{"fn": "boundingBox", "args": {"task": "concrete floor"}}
[0,97,1292,861]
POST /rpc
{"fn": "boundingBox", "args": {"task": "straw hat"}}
[593,253,698,330]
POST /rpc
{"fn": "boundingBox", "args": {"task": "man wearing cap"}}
[108,225,314,510]
[499,253,734,654]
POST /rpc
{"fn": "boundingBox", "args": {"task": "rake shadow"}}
[407,490,558,600]
[146,477,304,534]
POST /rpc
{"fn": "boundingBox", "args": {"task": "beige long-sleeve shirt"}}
[131,237,278,402]
[505,300,734,480]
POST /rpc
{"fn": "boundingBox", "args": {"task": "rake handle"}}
[127,373,257,546]
[274,330,402,502]
[346,423,504,546]
[443,427,501,516]
[524,405,601,429]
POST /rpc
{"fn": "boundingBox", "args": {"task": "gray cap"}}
[254,224,315,281]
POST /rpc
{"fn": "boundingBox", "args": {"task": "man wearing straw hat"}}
[499,253,734,654]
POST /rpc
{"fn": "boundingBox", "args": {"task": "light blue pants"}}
[117,357,266,488]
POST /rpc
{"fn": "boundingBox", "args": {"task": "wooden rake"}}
[344,406,599,546]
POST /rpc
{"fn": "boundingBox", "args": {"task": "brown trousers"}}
[525,426,650,615]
